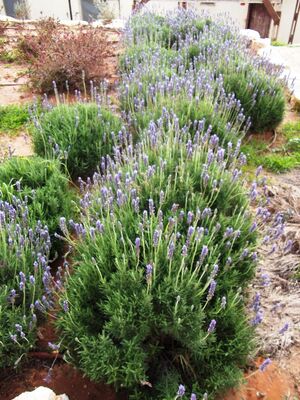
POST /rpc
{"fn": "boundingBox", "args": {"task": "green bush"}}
[57,125,257,399]
[222,66,285,132]
[0,156,75,243]
[32,103,122,180]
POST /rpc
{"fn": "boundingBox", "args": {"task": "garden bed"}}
[0,10,300,400]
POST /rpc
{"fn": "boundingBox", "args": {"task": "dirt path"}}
[252,169,300,382]
[0,62,31,105]
[0,132,33,157]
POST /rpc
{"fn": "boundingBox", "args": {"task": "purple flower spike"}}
[177,384,185,397]
[259,358,271,372]
[251,310,263,326]
[200,245,208,260]
[191,394,197,400]
[168,241,175,260]
[62,300,69,312]
[135,237,141,256]
[146,264,153,281]
[208,319,216,333]
[279,323,289,335]
[207,280,217,301]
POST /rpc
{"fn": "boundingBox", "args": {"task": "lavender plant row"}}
[120,10,285,134]
[55,9,287,400]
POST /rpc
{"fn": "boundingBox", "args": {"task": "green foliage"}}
[0,287,38,369]
[242,141,300,173]
[281,120,300,139]
[242,119,300,173]
[32,103,122,180]
[0,49,20,63]
[57,126,257,399]
[0,156,75,242]
[271,40,286,47]
[0,104,30,135]
[260,153,300,173]
[222,65,286,133]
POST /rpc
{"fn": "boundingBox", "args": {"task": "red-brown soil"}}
[222,358,299,400]
[0,360,126,400]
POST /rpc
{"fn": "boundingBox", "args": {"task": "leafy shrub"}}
[0,104,30,134]
[222,66,285,132]
[17,18,110,92]
[0,156,75,242]
[57,123,259,399]
[129,11,212,49]
[0,198,51,368]
[32,103,122,180]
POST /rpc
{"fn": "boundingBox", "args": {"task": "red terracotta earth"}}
[221,358,299,400]
[0,358,298,400]
[0,361,124,400]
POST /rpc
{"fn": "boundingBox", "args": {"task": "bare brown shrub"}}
[17,18,109,93]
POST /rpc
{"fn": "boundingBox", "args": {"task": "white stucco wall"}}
[277,0,300,44]
[191,1,248,28]
[119,0,249,24]
[28,0,83,20]
[0,0,5,14]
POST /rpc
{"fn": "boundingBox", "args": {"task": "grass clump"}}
[32,103,122,180]
[0,104,30,135]
[242,119,300,173]
[281,120,300,139]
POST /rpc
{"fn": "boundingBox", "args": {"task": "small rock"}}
[13,387,69,400]
[56,395,70,400]
[240,28,260,40]
[13,387,56,400]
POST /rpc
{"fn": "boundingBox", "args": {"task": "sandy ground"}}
[251,169,300,385]
[0,132,33,157]
[0,63,31,105]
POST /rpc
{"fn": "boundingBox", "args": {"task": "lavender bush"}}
[32,102,122,180]
[0,198,52,368]
[0,156,75,248]
[55,116,274,399]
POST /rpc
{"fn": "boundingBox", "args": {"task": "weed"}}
[281,120,300,139]
[0,104,30,135]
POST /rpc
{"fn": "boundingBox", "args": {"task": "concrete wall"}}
[29,0,82,20]
[1,0,83,20]
[277,0,300,44]
[191,1,249,28]
[119,0,249,25]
